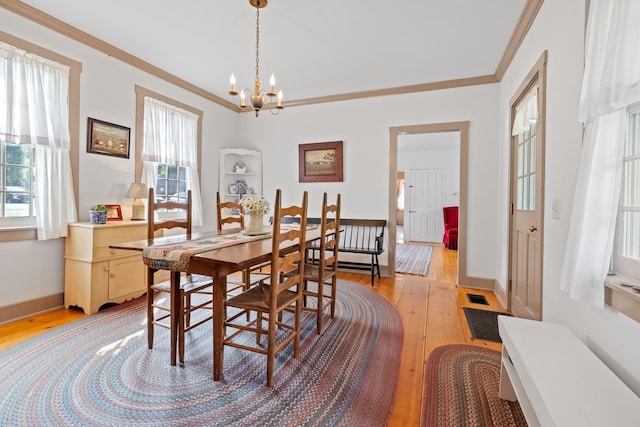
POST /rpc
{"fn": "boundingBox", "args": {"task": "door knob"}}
[529,225,538,232]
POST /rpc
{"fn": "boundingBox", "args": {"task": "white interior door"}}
[408,169,443,242]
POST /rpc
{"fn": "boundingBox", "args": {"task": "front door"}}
[408,168,443,242]
[510,80,544,320]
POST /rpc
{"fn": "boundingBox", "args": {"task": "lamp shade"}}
[126,183,148,221]
[125,183,148,199]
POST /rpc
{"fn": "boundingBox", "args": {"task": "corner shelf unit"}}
[219,148,263,202]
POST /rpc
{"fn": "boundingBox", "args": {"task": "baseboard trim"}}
[458,275,495,290]
[0,293,64,324]
[493,280,509,311]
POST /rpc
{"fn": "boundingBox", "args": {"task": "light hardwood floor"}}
[0,242,510,426]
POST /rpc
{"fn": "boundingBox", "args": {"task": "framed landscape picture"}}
[87,117,130,159]
[105,204,123,221]
[298,141,343,183]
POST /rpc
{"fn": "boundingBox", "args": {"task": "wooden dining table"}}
[110,225,321,380]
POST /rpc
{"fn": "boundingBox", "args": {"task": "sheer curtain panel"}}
[0,42,77,239]
[141,97,203,225]
[560,0,640,307]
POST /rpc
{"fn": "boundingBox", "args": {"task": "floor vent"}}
[467,293,489,305]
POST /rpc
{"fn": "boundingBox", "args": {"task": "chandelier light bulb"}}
[229,73,236,94]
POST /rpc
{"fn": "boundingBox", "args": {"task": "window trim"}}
[0,31,82,242]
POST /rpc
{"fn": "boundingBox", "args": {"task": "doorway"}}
[389,122,469,285]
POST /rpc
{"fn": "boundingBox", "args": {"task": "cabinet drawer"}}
[95,246,140,260]
[93,225,146,247]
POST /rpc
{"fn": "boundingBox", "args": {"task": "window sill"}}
[0,227,37,242]
[605,274,640,324]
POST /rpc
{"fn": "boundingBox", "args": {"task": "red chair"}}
[442,206,458,250]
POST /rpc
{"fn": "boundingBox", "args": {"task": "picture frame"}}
[299,141,343,183]
[87,117,131,159]
[105,204,123,221]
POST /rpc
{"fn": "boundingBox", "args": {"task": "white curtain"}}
[560,0,640,307]
[512,86,538,136]
[141,97,203,225]
[0,42,77,239]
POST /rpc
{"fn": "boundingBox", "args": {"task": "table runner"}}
[142,231,272,272]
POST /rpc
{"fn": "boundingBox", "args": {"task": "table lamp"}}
[125,183,148,220]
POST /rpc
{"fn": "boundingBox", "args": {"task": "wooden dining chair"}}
[223,189,308,386]
[215,192,269,294]
[146,187,213,364]
[300,192,341,333]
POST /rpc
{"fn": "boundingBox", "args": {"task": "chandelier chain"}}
[255,2,260,82]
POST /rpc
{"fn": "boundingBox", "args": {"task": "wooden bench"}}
[307,218,386,286]
[498,316,640,427]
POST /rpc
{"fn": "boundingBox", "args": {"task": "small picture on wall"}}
[298,141,343,183]
[87,117,130,159]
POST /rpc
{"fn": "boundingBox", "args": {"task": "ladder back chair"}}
[301,192,341,333]
[223,189,308,386]
[215,192,269,294]
[146,187,213,364]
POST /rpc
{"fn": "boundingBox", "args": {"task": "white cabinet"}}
[219,148,263,202]
[64,221,148,314]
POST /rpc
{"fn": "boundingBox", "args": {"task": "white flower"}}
[240,195,270,214]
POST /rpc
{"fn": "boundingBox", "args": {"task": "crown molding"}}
[284,75,499,108]
[495,0,544,80]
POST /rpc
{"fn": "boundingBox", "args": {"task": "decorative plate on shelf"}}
[233,179,249,194]
[233,161,247,173]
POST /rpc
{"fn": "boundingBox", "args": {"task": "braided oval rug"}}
[421,344,527,427]
[0,280,402,427]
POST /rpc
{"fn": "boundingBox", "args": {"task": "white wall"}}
[233,85,500,279]
[496,0,640,394]
[0,8,236,307]
[397,134,460,208]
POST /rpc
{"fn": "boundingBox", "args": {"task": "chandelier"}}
[229,0,283,117]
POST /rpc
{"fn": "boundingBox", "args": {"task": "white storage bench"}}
[498,316,640,427]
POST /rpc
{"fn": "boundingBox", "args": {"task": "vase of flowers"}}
[240,195,269,234]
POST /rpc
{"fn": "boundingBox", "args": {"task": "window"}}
[613,104,640,280]
[512,85,538,212]
[155,164,187,205]
[135,87,204,225]
[0,39,78,239]
[1,142,36,224]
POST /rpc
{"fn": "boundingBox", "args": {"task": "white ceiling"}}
[17,0,527,103]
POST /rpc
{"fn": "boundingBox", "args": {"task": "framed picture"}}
[105,204,123,221]
[87,118,130,159]
[299,141,343,183]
